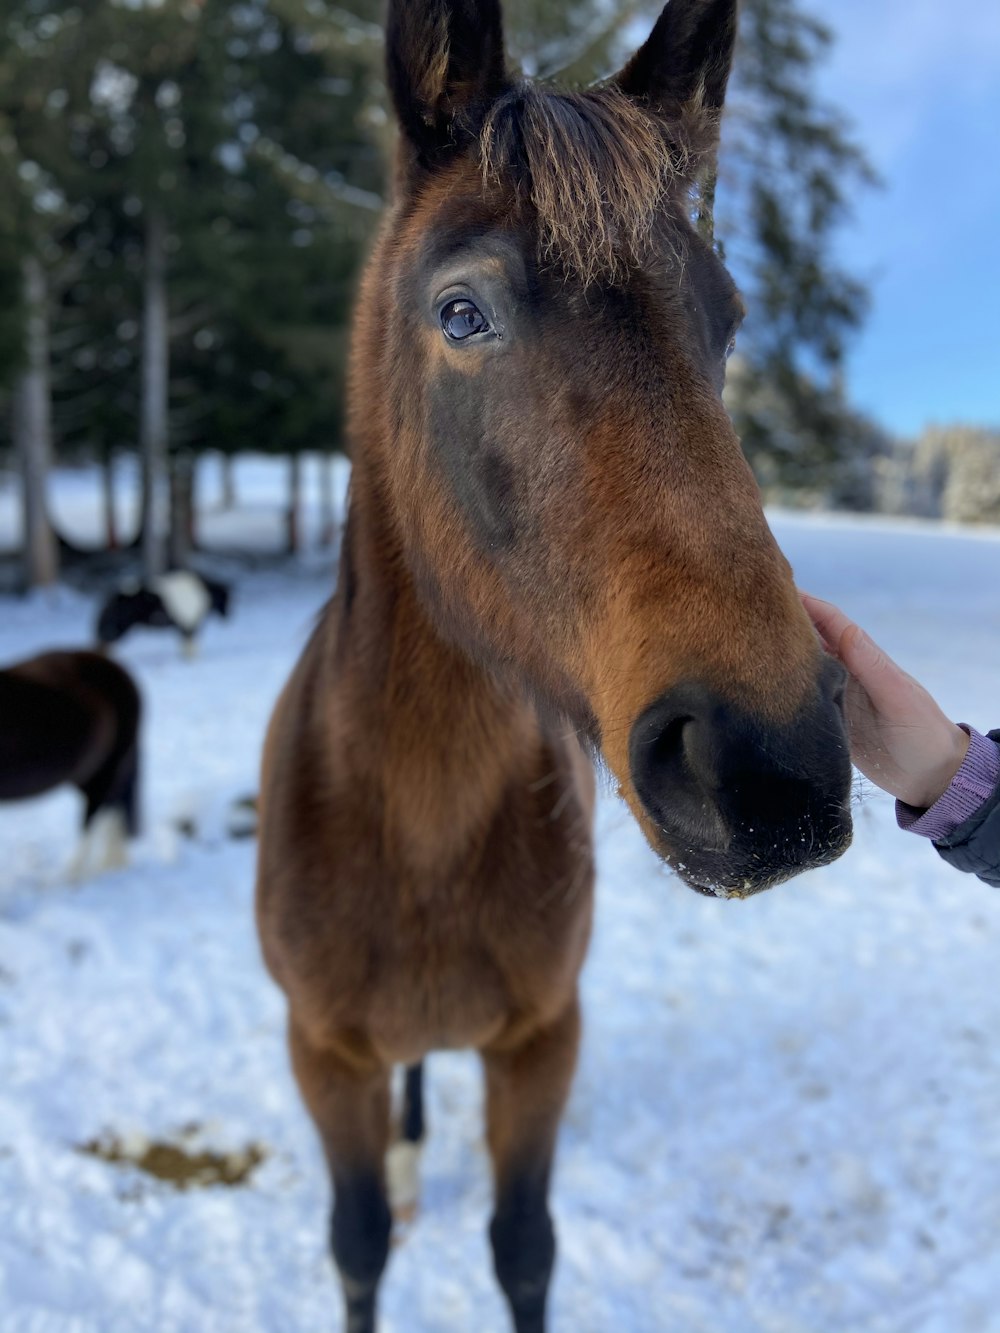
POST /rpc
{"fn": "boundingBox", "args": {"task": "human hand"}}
[801,593,970,809]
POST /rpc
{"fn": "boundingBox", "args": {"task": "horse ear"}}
[386,0,508,171]
[614,0,738,135]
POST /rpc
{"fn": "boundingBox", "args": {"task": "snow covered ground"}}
[2,462,1000,1333]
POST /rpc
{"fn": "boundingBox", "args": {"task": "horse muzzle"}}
[628,660,853,896]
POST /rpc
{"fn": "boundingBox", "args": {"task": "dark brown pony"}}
[256,1,853,1329]
[0,650,141,876]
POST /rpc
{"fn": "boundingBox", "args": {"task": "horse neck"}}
[327,468,541,872]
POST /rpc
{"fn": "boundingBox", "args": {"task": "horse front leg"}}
[482,996,581,1333]
[288,1020,392,1333]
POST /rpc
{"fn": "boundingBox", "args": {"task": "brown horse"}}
[256,1,853,1328]
[0,650,141,876]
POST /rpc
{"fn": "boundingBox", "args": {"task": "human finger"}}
[799,592,855,656]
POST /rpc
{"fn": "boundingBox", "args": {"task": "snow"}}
[2,462,1000,1333]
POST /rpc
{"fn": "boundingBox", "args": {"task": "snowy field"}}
[2,460,1000,1333]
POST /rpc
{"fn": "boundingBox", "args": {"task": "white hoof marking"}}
[386,1141,421,1220]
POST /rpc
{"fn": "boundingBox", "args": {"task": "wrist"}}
[904,723,971,809]
[897,727,1000,840]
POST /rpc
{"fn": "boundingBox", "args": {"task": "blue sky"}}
[812,0,1000,436]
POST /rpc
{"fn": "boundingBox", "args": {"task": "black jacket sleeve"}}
[933,730,1000,888]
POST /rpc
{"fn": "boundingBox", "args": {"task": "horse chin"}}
[675,866,795,900]
[656,824,854,900]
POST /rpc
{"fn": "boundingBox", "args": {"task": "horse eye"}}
[440,299,490,342]
[725,336,737,360]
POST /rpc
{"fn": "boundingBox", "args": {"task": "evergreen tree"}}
[716,0,875,485]
[0,6,71,586]
[11,252,59,586]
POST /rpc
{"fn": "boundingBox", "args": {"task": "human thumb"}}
[838,623,906,710]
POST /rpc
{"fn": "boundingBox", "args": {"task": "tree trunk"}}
[286,452,302,554]
[139,206,169,583]
[220,452,236,510]
[318,448,336,547]
[12,254,59,589]
[168,451,196,568]
[102,447,118,550]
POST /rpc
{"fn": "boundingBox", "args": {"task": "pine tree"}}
[717,0,875,486]
[0,8,69,586]
[11,252,59,586]
[182,0,384,550]
[11,0,252,572]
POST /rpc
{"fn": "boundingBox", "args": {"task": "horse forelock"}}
[480,82,716,286]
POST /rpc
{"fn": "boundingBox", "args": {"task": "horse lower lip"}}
[686,878,729,898]
[684,876,758,899]
[678,839,852,897]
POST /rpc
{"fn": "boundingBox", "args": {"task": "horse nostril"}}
[628,691,729,849]
[630,708,692,821]
[646,714,693,778]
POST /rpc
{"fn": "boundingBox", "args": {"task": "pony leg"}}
[98,808,129,870]
[67,819,98,883]
[79,736,139,874]
[288,1020,392,1333]
[482,996,581,1333]
[76,801,129,878]
[386,1062,424,1226]
[67,809,122,882]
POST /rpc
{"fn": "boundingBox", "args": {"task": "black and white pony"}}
[97,571,231,657]
[0,650,142,879]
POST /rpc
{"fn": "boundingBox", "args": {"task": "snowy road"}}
[2,501,1000,1333]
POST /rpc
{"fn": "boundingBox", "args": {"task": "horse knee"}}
[489,1198,555,1318]
[331,1173,392,1292]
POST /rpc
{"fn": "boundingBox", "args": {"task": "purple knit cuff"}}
[896,726,1000,841]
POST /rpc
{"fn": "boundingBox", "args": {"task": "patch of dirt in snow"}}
[78,1130,267,1192]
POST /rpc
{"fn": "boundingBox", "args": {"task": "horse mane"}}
[480,81,717,285]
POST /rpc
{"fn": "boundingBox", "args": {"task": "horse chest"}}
[367,930,511,1060]
[259,657,596,1064]
[283,846,592,1066]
